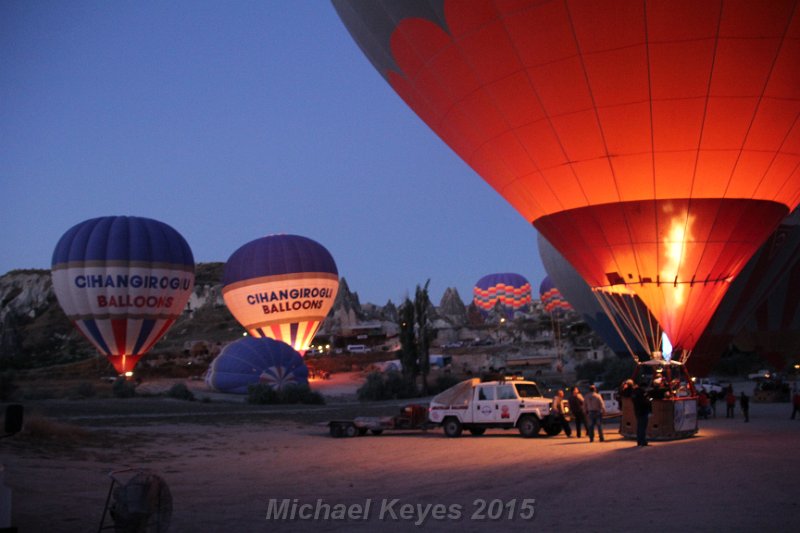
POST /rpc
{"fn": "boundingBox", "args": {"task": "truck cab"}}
[428,378,567,438]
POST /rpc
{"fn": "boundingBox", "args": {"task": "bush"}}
[278,384,325,405]
[357,370,417,401]
[246,383,324,405]
[167,382,195,401]
[247,383,279,404]
[434,374,460,394]
[575,357,635,389]
[112,377,137,398]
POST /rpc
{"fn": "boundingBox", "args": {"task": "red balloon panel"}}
[535,198,789,348]
[383,0,800,223]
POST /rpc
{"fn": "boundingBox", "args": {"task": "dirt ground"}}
[1,379,798,532]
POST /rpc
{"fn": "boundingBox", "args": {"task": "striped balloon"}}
[473,273,532,319]
[205,337,309,394]
[539,276,573,316]
[51,216,195,374]
[222,234,338,355]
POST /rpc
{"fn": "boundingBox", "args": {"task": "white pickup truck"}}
[428,378,568,438]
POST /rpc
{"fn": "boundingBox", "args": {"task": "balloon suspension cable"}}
[592,289,662,363]
[550,312,562,370]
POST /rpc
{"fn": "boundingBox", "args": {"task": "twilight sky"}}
[0,0,548,305]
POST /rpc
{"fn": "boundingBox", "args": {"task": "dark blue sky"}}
[1,0,547,305]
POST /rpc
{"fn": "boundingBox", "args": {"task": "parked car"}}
[748,369,771,381]
[692,378,725,394]
[599,390,620,417]
[428,377,568,437]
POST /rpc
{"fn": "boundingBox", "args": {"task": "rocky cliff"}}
[0,267,478,369]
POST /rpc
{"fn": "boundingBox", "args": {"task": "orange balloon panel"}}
[535,198,788,348]
[380,0,800,219]
[334,0,800,351]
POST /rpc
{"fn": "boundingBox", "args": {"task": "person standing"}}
[632,383,651,447]
[792,387,800,420]
[568,387,587,438]
[740,391,750,422]
[725,387,736,418]
[551,389,572,437]
[585,385,606,442]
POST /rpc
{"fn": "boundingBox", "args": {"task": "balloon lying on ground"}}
[222,234,339,355]
[205,337,309,394]
[334,0,800,359]
[51,216,195,374]
[473,272,532,319]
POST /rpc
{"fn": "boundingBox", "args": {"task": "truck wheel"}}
[443,417,463,438]
[469,427,486,436]
[330,423,345,438]
[544,424,562,437]
[344,423,358,438]
[518,416,540,438]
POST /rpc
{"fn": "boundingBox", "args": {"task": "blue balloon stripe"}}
[80,319,112,356]
[132,319,157,355]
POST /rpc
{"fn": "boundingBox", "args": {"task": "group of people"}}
[697,386,750,422]
[551,386,607,442]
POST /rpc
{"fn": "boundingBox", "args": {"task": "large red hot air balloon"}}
[334,0,800,359]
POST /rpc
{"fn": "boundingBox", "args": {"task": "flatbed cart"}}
[328,404,431,438]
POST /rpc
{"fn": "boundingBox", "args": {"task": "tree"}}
[398,298,418,388]
[415,280,433,395]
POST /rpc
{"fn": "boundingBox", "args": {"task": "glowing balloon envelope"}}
[51,216,195,374]
[539,232,657,360]
[222,234,338,354]
[473,273,531,319]
[205,337,309,394]
[334,0,800,356]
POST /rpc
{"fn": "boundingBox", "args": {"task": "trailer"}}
[328,404,430,438]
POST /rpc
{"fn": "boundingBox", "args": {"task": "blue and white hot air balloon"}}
[51,216,195,374]
[205,337,309,394]
[222,234,339,355]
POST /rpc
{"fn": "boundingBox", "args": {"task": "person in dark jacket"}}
[632,384,651,446]
[740,391,750,422]
[568,387,587,438]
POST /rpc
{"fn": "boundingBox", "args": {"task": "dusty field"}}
[1,379,798,532]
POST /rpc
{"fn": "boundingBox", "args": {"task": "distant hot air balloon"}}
[222,234,338,355]
[473,273,532,319]
[205,337,309,394]
[538,276,572,316]
[539,275,573,372]
[539,233,659,360]
[334,0,800,361]
[51,216,195,374]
